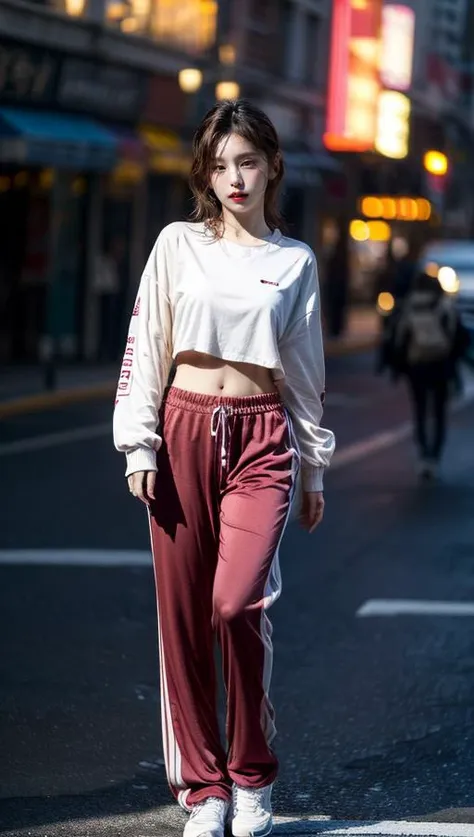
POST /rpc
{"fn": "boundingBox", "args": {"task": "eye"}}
[213,164,225,172]
[241,159,256,167]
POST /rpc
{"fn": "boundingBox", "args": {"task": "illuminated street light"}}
[178,68,203,94]
[349,219,369,241]
[377,292,395,315]
[361,196,384,218]
[425,262,439,278]
[215,81,240,100]
[423,151,448,176]
[367,220,391,241]
[438,266,460,294]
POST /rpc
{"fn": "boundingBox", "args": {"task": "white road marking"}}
[319,822,474,836]
[332,379,474,472]
[0,549,152,566]
[271,821,474,836]
[0,422,111,456]
[332,424,411,470]
[27,812,474,837]
[357,599,474,618]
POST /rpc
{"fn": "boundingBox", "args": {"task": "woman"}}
[113,99,335,837]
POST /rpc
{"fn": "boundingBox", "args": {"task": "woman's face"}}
[210,132,275,219]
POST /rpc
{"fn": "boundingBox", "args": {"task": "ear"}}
[268,152,282,181]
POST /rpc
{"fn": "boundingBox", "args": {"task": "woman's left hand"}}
[299,490,325,533]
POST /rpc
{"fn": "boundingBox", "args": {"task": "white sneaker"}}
[183,796,230,837]
[231,784,273,836]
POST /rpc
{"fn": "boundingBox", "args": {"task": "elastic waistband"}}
[164,386,284,415]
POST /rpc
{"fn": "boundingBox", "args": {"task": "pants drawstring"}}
[211,405,233,472]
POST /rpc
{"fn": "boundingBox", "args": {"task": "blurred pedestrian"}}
[392,271,469,479]
[113,99,335,837]
[376,236,418,301]
[391,236,418,302]
[94,236,124,362]
[324,222,349,337]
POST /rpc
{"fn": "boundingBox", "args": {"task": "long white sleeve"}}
[279,254,335,491]
[113,232,173,477]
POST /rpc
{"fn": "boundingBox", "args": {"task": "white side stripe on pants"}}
[260,412,300,744]
[147,510,190,812]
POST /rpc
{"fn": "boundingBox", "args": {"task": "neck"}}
[220,207,271,243]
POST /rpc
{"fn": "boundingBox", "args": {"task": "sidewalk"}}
[0,364,119,419]
[0,308,380,419]
[325,306,380,356]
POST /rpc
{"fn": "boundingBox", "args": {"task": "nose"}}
[230,166,243,188]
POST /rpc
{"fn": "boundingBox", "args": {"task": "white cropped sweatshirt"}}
[113,221,335,491]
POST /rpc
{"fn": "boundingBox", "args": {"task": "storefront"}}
[0,110,117,363]
[0,37,146,364]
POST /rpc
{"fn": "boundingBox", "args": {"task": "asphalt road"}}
[1,354,474,837]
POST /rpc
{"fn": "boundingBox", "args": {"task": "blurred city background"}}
[1,0,474,379]
[2,2,474,837]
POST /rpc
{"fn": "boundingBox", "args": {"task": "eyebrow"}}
[213,151,261,162]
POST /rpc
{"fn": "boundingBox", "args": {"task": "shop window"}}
[97,177,135,361]
[278,0,294,79]
[0,168,88,363]
[106,0,217,53]
[151,0,217,52]
[106,0,151,34]
[36,0,88,16]
[303,13,320,87]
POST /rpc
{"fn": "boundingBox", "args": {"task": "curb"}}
[0,382,116,420]
[0,337,378,420]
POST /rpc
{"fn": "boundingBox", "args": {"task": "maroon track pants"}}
[147,386,299,809]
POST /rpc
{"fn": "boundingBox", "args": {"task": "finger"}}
[128,474,139,497]
[299,504,315,530]
[300,512,314,532]
[129,472,144,502]
[135,472,148,504]
[307,495,318,521]
[298,495,310,525]
[309,500,325,533]
[146,471,156,501]
[298,507,309,529]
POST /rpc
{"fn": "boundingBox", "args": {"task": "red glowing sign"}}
[324,0,383,153]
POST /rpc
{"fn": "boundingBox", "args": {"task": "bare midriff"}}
[173,350,278,397]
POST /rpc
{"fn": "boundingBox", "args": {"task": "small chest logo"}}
[132,297,141,316]
[260,279,279,287]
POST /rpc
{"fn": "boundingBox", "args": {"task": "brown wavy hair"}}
[189,99,285,235]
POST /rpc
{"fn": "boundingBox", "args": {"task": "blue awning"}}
[0,108,117,171]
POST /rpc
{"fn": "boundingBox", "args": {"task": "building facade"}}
[7,0,471,360]
[215,0,339,245]
[0,0,217,365]
[0,0,342,365]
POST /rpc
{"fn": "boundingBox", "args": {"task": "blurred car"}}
[418,240,474,331]
[418,240,474,363]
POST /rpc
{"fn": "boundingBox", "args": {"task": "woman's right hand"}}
[127,471,156,505]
